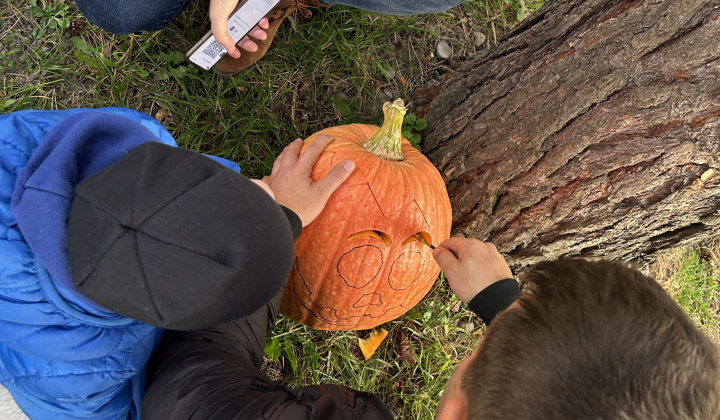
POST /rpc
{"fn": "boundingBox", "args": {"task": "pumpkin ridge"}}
[410,199,431,230]
[366,182,404,220]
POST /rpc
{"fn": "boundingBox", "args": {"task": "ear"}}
[436,396,468,420]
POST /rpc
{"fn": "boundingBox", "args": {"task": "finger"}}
[238,36,258,52]
[258,17,269,30]
[313,159,355,199]
[279,139,303,171]
[249,26,267,41]
[432,246,461,273]
[297,134,333,171]
[438,237,477,258]
[210,15,240,58]
[271,151,285,175]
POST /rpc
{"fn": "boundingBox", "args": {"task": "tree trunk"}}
[419,0,720,267]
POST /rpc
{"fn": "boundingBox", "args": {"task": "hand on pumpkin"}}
[433,238,513,304]
[209,0,270,59]
[263,135,356,227]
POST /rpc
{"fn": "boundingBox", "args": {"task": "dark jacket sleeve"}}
[467,278,520,324]
[281,205,303,241]
[142,289,395,420]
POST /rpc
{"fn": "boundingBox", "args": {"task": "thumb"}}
[433,246,460,273]
[210,6,238,57]
[314,160,355,199]
[216,31,237,57]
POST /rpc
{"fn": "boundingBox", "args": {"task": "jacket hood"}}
[10,111,175,316]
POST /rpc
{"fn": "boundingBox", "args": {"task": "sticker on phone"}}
[187,0,279,70]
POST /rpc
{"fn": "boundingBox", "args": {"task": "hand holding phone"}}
[186,0,280,70]
[210,0,268,58]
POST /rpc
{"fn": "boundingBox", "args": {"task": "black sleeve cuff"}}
[467,278,520,325]
[280,206,302,240]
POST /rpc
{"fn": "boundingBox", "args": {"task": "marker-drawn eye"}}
[346,230,392,246]
[388,250,423,290]
[402,231,433,247]
[338,245,383,288]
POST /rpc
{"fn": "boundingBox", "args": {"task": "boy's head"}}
[438,259,720,420]
[67,142,295,330]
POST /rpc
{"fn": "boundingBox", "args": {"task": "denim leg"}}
[318,0,468,15]
[74,0,194,34]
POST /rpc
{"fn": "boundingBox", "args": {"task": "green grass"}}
[652,241,720,347]
[1,0,543,177]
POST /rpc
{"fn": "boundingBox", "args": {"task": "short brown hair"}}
[464,259,720,419]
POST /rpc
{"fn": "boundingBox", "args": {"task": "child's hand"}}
[265,135,355,226]
[432,238,513,303]
[209,0,269,59]
[249,179,275,200]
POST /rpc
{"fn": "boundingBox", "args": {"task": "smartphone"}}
[185,0,280,70]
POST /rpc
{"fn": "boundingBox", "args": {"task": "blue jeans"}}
[74,0,467,34]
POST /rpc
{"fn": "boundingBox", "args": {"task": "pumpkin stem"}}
[363,98,406,161]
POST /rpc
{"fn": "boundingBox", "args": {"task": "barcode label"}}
[202,40,225,59]
[187,0,279,71]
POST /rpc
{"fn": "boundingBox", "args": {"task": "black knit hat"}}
[68,142,294,330]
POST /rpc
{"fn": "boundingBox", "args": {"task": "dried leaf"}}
[102,44,113,57]
[396,330,416,365]
[358,328,388,360]
[397,75,408,86]
[465,320,475,332]
[699,247,712,263]
[701,169,717,183]
[68,18,88,36]
[154,108,171,123]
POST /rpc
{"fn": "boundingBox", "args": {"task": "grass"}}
[2,0,719,419]
[650,239,720,347]
[1,0,542,177]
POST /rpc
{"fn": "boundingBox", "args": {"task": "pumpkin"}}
[358,329,389,360]
[279,99,452,330]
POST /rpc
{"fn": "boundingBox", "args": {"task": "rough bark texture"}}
[421,0,720,267]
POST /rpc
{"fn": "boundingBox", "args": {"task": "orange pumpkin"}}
[279,99,452,330]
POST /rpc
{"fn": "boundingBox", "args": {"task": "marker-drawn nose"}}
[354,293,383,308]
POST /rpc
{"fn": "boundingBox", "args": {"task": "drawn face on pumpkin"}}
[289,182,438,330]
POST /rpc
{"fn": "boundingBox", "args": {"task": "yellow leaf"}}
[358,329,389,360]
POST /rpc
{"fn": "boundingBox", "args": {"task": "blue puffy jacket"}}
[0,108,239,419]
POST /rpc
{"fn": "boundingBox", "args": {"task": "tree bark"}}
[420,0,720,267]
